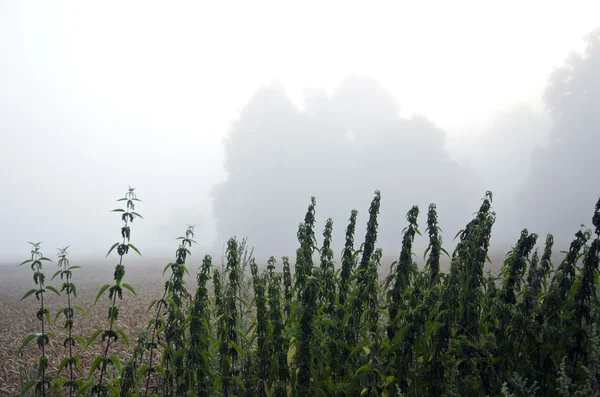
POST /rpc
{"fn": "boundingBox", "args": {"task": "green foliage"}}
[92,186,142,397]
[19,242,54,397]
[17,189,600,397]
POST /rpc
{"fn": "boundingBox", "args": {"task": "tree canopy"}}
[212,76,482,256]
[518,28,600,243]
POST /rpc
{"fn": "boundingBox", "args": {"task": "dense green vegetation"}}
[18,187,600,396]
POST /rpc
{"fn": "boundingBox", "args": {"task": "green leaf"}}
[108,355,122,372]
[228,340,245,357]
[423,246,431,260]
[354,362,371,378]
[19,259,34,266]
[51,269,62,280]
[74,305,88,315]
[19,380,36,396]
[112,209,125,212]
[20,289,37,301]
[122,283,137,296]
[18,334,36,353]
[163,262,173,276]
[117,329,130,347]
[131,211,144,219]
[68,265,81,270]
[146,299,159,313]
[88,356,103,378]
[46,285,61,296]
[154,363,166,378]
[106,242,120,257]
[128,244,142,257]
[138,364,149,379]
[85,329,103,349]
[57,357,70,376]
[94,284,111,304]
[54,307,65,323]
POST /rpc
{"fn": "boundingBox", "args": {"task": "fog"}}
[1,2,599,265]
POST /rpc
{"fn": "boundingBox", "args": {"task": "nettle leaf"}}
[85,329,104,348]
[163,262,173,276]
[146,299,159,313]
[54,308,65,323]
[51,270,62,280]
[46,285,61,296]
[122,283,137,296]
[108,355,122,372]
[18,333,36,353]
[131,211,144,219]
[106,242,120,257]
[94,284,111,304]
[116,329,129,347]
[19,380,36,396]
[128,244,142,257]
[57,357,70,376]
[138,364,149,378]
[88,356,103,378]
[20,288,37,301]
[74,305,88,315]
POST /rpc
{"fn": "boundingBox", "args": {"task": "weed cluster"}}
[18,187,600,396]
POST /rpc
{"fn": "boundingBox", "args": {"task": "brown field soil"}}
[0,261,174,396]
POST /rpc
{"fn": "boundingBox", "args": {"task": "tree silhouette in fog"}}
[212,76,481,257]
[518,27,600,242]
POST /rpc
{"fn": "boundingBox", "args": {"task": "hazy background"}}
[1,1,599,265]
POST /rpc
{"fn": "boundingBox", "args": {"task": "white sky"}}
[0,1,599,260]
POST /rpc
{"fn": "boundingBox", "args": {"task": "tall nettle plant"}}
[52,246,86,397]
[19,242,59,397]
[89,187,142,397]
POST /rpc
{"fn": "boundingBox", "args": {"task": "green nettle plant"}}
[294,197,317,296]
[387,205,420,342]
[185,254,214,397]
[19,242,59,397]
[571,198,600,373]
[118,325,148,397]
[353,191,381,342]
[16,187,600,397]
[386,206,424,394]
[266,257,288,397]
[319,218,336,314]
[424,203,445,285]
[294,196,319,397]
[162,226,195,397]
[90,187,142,397]
[52,246,86,397]
[220,237,242,397]
[213,266,228,394]
[495,229,538,381]
[250,258,268,397]
[339,209,358,308]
